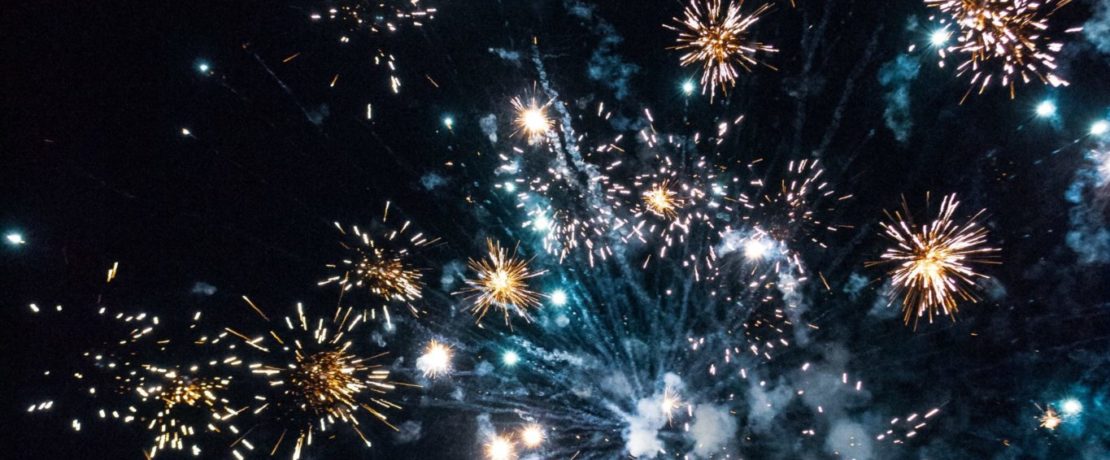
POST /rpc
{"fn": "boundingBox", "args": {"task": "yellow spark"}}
[1039,406,1061,430]
[519,424,544,448]
[511,96,553,143]
[925,0,1079,100]
[486,435,516,460]
[643,181,682,219]
[869,193,1000,327]
[458,239,545,324]
[668,0,778,100]
[661,388,682,423]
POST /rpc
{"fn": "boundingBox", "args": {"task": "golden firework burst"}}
[321,202,438,317]
[643,181,683,220]
[925,0,1080,100]
[868,193,1000,327]
[458,239,545,324]
[668,0,777,100]
[511,96,553,143]
[417,340,453,379]
[1039,405,1061,430]
[233,300,407,460]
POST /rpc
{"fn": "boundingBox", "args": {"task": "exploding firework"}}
[417,340,453,378]
[485,434,516,460]
[320,202,438,318]
[624,154,716,266]
[457,239,546,324]
[229,300,407,460]
[868,193,1000,326]
[924,0,1082,100]
[511,96,554,144]
[1039,405,1061,430]
[668,0,778,100]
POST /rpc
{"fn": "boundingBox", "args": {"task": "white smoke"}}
[687,404,737,457]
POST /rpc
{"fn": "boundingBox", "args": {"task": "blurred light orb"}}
[1035,100,1056,118]
[503,350,520,366]
[549,289,567,307]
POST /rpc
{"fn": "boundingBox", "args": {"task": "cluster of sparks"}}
[923,0,1082,100]
[457,239,546,324]
[320,202,438,318]
[239,301,405,460]
[668,0,778,100]
[870,193,1000,326]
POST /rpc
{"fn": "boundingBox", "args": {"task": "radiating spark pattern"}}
[668,0,778,99]
[417,340,452,378]
[870,193,1000,326]
[320,203,438,318]
[924,0,1081,99]
[239,301,403,460]
[457,239,545,324]
[511,96,553,143]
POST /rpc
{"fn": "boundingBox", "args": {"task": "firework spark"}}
[1039,405,1061,430]
[642,180,683,220]
[417,340,453,378]
[511,96,554,143]
[668,0,778,100]
[519,424,544,448]
[457,239,546,324]
[320,202,438,317]
[869,193,1000,326]
[924,0,1081,100]
[235,301,405,460]
[486,434,516,460]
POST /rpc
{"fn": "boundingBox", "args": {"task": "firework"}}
[924,0,1081,100]
[233,300,406,460]
[457,239,546,324]
[511,96,554,144]
[320,202,438,318]
[668,0,778,100]
[519,424,544,448]
[486,434,516,460]
[1039,405,1061,430]
[417,340,453,378]
[139,369,237,457]
[869,193,1000,326]
[625,154,715,265]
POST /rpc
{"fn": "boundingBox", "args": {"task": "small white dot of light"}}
[503,351,520,366]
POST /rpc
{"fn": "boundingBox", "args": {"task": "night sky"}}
[4,0,1110,459]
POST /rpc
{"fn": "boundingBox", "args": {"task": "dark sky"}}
[3,0,1110,458]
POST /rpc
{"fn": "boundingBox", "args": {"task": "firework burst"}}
[320,202,438,318]
[457,239,546,324]
[511,96,554,144]
[868,193,1000,327]
[924,0,1082,100]
[231,300,407,460]
[668,0,778,100]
